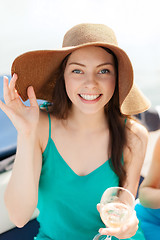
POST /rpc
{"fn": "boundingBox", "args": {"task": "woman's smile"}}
[78,93,102,103]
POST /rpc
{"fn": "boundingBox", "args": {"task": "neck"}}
[66,107,108,133]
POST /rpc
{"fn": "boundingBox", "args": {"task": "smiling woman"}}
[64,46,116,114]
[0,23,150,240]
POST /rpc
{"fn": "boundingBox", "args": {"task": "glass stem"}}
[105,236,111,240]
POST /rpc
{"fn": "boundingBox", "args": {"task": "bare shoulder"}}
[123,118,149,193]
[37,109,55,152]
[153,135,160,162]
[156,135,160,145]
[126,117,149,147]
[155,135,160,150]
[124,118,149,162]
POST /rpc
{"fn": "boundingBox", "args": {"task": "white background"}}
[0,0,160,106]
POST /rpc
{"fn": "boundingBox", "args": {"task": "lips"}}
[79,94,101,101]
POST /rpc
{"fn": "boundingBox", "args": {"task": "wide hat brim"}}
[11,41,150,115]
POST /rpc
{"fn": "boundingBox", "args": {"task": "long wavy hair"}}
[50,47,127,186]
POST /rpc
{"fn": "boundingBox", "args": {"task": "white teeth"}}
[80,94,100,100]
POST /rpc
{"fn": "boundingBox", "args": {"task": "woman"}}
[136,136,160,239]
[0,23,150,239]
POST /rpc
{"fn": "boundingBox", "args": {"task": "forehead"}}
[67,46,115,64]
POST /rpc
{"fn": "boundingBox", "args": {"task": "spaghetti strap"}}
[48,113,51,139]
[124,118,127,125]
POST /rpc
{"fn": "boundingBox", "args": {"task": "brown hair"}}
[103,47,127,187]
[50,48,127,186]
[50,54,72,119]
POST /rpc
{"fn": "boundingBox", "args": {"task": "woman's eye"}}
[99,69,109,74]
[72,69,82,74]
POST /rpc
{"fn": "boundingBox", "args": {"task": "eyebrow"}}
[68,62,114,67]
[69,62,86,67]
[97,63,114,67]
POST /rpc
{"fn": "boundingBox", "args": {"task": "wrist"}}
[17,128,38,142]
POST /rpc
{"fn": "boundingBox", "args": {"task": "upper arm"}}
[140,136,160,189]
[123,119,149,197]
[34,110,49,192]
[33,137,42,194]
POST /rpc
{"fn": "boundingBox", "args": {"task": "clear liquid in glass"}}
[100,202,131,228]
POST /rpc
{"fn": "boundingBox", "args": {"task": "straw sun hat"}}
[11,23,150,115]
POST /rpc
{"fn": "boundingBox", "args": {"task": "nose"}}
[84,73,97,88]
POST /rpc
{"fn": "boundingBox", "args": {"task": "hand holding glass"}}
[93,187,135,240]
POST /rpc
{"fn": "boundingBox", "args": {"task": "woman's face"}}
[64,46,116,115]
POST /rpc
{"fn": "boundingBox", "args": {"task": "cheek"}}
[102,78,116,103]
[64,71,70,91]
[64,75,76,100]
[111,79,116,93]
[64,77,71,97]
[105,78,116,94]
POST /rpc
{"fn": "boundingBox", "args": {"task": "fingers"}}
[9,73,18,99]
[3,74,37,108]
[27,86,38,108]
[3,76,10,104]
[3,74,18,104]
[99,225,137,239]
[3,74,38,108]
[99,227,116,236]
[97,203,100,213]
[99,211,139,238]
[124,210,139,232]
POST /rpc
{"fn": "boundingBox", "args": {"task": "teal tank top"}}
[35,114,145,240]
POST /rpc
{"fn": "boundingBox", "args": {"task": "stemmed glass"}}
[93,187,135,240]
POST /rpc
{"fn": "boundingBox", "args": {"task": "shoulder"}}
[155,135,160,149]
[124,117,149,163]
[122,118,149,194]
[139,135,160,191]
[126,117,149,149]
[37,109,57,152]
[153,135,160,162]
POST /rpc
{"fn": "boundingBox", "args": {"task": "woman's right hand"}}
[0,74,39,134]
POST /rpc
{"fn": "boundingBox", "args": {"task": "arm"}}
[99,119,149,238]
[0,75,42,227]
[123,119,149,197]
[4,131,42,228]
[139,136,160,208]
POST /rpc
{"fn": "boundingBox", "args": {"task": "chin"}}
[79,107,105,115]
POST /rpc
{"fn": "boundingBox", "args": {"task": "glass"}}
[93,187,135,240]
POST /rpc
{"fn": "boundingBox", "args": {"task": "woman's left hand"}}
[97,204,139,239]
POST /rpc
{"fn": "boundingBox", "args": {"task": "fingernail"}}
[13,73,17,78]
